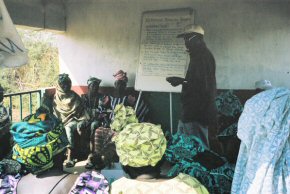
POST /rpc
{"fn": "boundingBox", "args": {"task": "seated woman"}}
[82,77,103,130]
[53,73,90,167]
[4,99,110,194]
[0,84,12,160]
[82,77,104,168]
[85,104,138,170]
[2,100,70,193]
[231,87,289,194]
[109,70,149,123]
[81,77,117,169]
[111,105,208,194]
[96,95,112,128]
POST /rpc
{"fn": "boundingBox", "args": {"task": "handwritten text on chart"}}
[140,16,190,76]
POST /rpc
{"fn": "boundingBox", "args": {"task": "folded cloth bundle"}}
[10,111,68,174]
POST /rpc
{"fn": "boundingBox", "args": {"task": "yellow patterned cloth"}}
[11,112,68,174]
[113,122,166,167]
[13,139,55,172]
[111,173,209,194]
[110,104,138,132]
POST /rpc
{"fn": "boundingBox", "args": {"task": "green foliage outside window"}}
[1,28,59,121]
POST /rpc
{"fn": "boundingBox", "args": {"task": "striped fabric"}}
[135,99,149,122]
[93,127,118,166]
[109,95,149,122]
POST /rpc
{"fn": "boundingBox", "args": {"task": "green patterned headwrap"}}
[87,77,102,86]
[58,73,71,84]
[113,122,167,167]
[110,104,138,132]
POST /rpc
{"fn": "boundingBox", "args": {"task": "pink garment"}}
[0,175,21,194]
[113,70,127,82]
[69,171,109,194]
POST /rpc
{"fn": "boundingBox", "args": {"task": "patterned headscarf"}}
[110,104,138,132]
[87,77,102,86]
[113,122,167,167]
[215,90,243,118]
[58,73,71,85]
[215,90,243,139]
[113,70,128,83]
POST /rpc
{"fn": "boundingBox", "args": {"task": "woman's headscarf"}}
[87,77,102,86]
[58,73,71,85]
[215,90,243,139]
[113,70,128,83]
[114,121,167,168]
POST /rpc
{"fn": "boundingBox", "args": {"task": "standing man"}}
[166,24,217,148]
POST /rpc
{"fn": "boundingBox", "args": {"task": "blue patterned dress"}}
[231,88,290,194]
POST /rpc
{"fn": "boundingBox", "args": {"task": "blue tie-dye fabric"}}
[10,121,51,148]
[10,114,59,148]
[165,131,235,194]
[231,87,290,194]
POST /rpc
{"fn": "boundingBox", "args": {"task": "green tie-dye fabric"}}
[110,104,138,132]
[113,122,167,167]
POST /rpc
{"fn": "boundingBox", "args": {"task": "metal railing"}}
[3,90,42,121]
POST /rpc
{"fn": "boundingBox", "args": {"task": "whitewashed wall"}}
[58,0,290,89]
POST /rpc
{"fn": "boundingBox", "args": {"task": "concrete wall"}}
[5,0,66,31]
[58,0,290,89]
